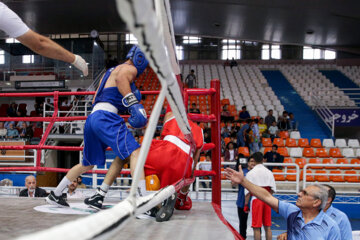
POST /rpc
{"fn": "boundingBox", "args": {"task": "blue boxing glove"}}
[130,82,142,102]
[122,92,147,128]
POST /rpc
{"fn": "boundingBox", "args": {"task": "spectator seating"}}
[273,138,285,147]
[238,147,250,157]
[329,148,343,158]
[343,148,355,158]
[329,170,344,182]
[289,148,302,158]
[310,138,322,148]
[298,138,310,148]
[322,139,335,148]
[335,139,347,148]
[181,64,286,117]
[279,64,356,107]
[286,138,297,147]
[337,65,360,87]
[262,138,272,147]
[315,148,328,158]
[290,131,301,139]
[295,158,306,169]
[348,139,360,148]
[323,159,336,169]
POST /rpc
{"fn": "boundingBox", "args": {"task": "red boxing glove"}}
[175,190,192,210]
[243,204,250,213]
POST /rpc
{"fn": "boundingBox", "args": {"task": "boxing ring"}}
[0,80,242,240]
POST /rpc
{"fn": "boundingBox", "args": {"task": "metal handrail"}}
[311,92,335,136]
[303,163,360,192]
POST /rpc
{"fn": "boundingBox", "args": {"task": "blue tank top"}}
[93,66,127,112]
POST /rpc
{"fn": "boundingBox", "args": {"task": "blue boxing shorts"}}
[82,110,140,166]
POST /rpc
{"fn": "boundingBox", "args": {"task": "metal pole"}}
[211,79,221,206]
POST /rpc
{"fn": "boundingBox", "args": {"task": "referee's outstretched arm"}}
[225,167,279,213]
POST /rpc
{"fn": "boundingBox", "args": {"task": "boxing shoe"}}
[46,191,69,207]
[155,192,177,222]
[84,188,105,210]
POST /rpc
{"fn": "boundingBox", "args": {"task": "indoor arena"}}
[0,0,360,239]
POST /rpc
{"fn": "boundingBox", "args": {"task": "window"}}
[221,39,241,60]
[176,45,184,60]
[125,33,138,44]
[303,47,336,60]
[262,44,281,60]
[0,50,4,64]
[261,44,270,60]
[183,36,201,44]
[22,55,34,64]
[5,38,19,43]
[324,50,336,60]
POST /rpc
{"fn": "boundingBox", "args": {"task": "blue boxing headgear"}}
[126,45,149,76]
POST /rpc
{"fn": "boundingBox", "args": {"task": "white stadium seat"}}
[348,139,360,148]
[335,139,347,148]
[342,148,355,158]
[322,139,335,148]
[290,131,301,139]
[290,148,302,158]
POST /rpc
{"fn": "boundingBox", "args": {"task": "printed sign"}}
[327,109,360,126]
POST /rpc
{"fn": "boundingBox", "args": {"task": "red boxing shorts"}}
[144,139,192,188]
[251,198,272,228]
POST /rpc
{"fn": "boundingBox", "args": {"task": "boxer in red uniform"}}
[143,106,204,221]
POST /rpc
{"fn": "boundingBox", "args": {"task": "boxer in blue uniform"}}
[46,45,149,207]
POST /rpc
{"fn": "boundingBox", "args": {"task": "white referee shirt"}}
[244,163,276,199]
[0,2,29,38]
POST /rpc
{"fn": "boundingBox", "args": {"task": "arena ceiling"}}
[2,0,360,54]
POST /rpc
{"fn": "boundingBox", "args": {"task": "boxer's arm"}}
[92,74,105,104]
[115,67,137,97]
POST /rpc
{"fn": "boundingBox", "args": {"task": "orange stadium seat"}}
[286,138,297,147]
[221,99,230,105]
[262,138,272,147]
[284,158,294,167]
[298,138,310,148]
[238,147,250,157]
[322,159,336,169]
[316,148,329,158]
[224,137,231,146]
[278,147,289,157]
[336,158,351,170]
[310,138,322,148]
[263,147,272,154]
[309,158,322,169]
[315,170,329,182]
[279,131,289,139]
[303,148,315,158]
[329,148,343,158]
[286,169,297,181]
[351,159,360,170]
[221,168,227,180]
[301,170,314,182]
[329,170,344,182]
[344,170,360,182]
[295,158,307,169]
[273,169,285,181]
[273,138,285,147]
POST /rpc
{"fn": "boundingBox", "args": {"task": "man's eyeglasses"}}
[300,189,319,199]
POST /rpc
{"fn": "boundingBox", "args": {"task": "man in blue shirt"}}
[235,157,255,239]
[278,184,353,240]
[322,184,353,240]
[225,167,341,240]
[237,119,252,148]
